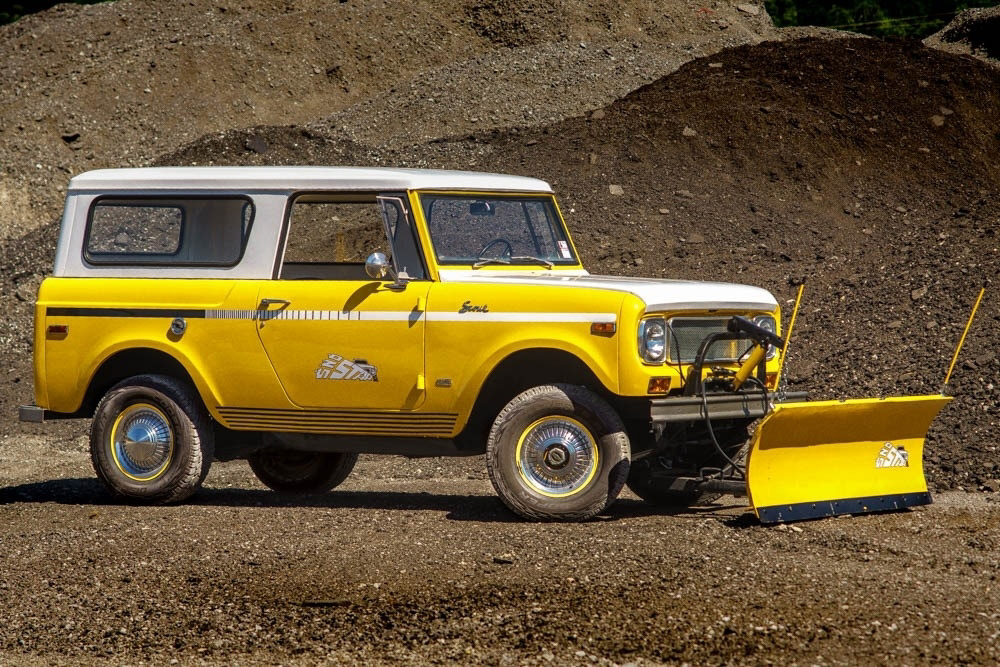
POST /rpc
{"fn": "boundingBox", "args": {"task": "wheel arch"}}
[455,347,611,452]
[77,347,204,418]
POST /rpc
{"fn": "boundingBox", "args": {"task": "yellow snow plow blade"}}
[746,395,951,523]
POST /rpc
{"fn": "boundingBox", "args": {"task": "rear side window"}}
[85,197,253,266]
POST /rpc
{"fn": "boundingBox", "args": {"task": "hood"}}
[440,271,778,312]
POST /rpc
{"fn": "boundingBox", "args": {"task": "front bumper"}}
[650,391,809,424]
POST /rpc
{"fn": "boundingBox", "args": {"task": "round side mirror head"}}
[365,252,391,279]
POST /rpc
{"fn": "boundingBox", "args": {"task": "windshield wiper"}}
[472,255,554,269]
[512,255,554,268]
[472,257,511,269]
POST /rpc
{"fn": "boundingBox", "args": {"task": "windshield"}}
[419,194,578,266]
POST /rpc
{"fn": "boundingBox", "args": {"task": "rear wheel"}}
[248,449,358,494]
[90,374,214,504]
[486,384,630,521]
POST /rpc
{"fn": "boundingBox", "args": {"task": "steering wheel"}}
[478,238,514,259]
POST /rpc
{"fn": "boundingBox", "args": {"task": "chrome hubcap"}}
[516,416,597,497]
[111,404,173,481]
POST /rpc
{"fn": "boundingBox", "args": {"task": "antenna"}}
[774,283,805,392]
[942,288,986,392]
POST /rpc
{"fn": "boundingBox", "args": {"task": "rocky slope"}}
[0,0,777,240]
[1,3,998,490]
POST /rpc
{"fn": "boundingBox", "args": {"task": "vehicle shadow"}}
[0,478,753,524]
[0,478,516,522]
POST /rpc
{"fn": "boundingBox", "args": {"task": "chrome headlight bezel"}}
[751,315,779,360]
[638,317,667,364]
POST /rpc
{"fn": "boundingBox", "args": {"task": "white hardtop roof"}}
[67,166,553,194]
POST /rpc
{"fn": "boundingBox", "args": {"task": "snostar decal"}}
[315,354,378,381]
[875,442,909,468]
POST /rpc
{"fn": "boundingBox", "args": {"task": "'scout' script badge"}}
[459,301,489,314]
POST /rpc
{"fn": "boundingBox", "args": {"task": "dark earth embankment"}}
[153,37,1000,492]
[2,3,999,664]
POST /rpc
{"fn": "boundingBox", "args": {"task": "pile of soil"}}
[1,3,997,494]
[924,5,1000,65]
[3,3,1000,664]
[0,0,777,240]
[153,37,1000,492]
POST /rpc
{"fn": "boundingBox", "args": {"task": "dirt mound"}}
[0,0,777,240]
[465,37,1000,492]
[155,37,1000,491]
[2,5,998,494]
[925,6,1000,66]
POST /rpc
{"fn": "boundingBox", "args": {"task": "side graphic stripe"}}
[47,307,207,318]
[48,306,617,324]
[425,312,616,323]
[217,406,459,436]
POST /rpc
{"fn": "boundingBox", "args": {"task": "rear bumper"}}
[18,405,46,423]
[650,391,809,424]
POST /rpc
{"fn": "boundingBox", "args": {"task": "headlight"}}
[638,317,667,363]
[752,315,779,359]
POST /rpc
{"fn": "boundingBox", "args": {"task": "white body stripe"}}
[205,309,616,324]
[425,312,616,323]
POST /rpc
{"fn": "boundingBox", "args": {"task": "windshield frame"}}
[416,192,581,268]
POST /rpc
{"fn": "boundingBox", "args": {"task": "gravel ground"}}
[2,435,1000,665]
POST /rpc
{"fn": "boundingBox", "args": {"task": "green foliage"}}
[1,1,110,26]
[764,0,997,37]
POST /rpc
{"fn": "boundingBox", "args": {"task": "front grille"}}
[666,317,753,363]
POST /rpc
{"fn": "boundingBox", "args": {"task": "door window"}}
[279,194,425,280]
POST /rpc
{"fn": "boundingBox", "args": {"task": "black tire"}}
[248,449,358,494]
[486,384,630,521]
[90,374,214,504]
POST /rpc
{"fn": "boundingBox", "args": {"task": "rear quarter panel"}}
[36,277,290,417]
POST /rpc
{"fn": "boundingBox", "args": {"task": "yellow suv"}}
[20,167,795,521]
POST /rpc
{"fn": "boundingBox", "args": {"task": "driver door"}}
[255,193,429,410]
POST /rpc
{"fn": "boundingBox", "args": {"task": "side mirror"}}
[365,252,393,279]
[469,201,494,216]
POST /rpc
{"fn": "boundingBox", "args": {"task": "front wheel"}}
[90,375,214,504]
[248,449,358,494]
[486,384,630,521]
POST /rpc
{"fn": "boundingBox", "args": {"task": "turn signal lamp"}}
[590,322,616,336]
[647,377,672,394]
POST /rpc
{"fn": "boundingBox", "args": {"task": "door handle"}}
[260,298,291,308]
[258,298,290,326]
